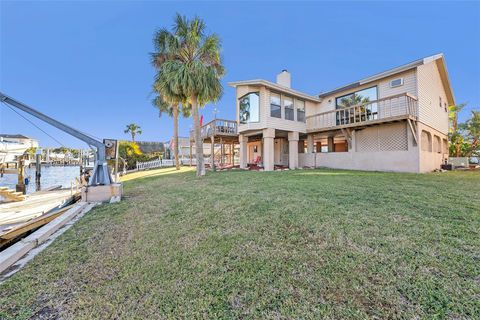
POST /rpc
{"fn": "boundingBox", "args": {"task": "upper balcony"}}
[306,93,418,133]
[190,119,238,142]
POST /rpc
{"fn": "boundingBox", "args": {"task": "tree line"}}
[449,105,479,157]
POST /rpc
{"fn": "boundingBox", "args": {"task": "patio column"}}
[231,143,235,166]
[239,134,248,169]
[288,131,299,169]
[263,128,275,171]
[307,134,314,153]
[327,136,334,152]
[220,137,224,167]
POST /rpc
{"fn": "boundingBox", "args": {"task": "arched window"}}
[239,92,260,124]
[421,130,432,152]
[434,135,441,153]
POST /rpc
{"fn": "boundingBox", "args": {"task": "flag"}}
[200,115,204,127]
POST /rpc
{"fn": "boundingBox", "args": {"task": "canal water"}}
[0,166,81,194]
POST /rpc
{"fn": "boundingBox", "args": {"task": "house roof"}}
[318,53,455,105]
[228,79,321,102]
[228,54,456,106]
[0,134,33,139]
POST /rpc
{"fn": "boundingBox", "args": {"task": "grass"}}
[0,168,479,319]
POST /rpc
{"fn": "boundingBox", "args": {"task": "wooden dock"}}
[0,189,78,248]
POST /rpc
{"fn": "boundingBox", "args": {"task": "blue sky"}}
[1,1,479,148]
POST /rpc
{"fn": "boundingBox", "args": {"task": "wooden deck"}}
[306,93,418,133]
[190,119,239,143]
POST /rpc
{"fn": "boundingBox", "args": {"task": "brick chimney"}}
[276,69,291,88]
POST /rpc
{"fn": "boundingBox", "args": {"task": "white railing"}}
[306,93,418,131]
[136,159,177,171]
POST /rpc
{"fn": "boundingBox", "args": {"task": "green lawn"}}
[1,168,479,319]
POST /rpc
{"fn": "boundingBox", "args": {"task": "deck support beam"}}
[407,119,418,146]
[307,134,314,153]
[210,136,215,171]
[341,128,353,150]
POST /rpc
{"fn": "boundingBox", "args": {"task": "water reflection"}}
[0,166,80,194]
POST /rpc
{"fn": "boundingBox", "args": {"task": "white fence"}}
[136,159,176,171]
[136,157,218,170]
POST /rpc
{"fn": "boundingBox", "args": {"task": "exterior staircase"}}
[0,187,27,202]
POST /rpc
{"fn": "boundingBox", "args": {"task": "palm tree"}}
[151,13,225,177]
[448,103,466,133]
[448,103,466,156]
[124,123,142,143]
[152,92,191,170]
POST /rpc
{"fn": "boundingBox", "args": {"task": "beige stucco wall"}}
[417,61,450,134]
[236,85,312,134]
[418,122,448,172]
[299,150,419,173]
[299,120,421,173]
[299,120,449,173]
[247,141,262,163]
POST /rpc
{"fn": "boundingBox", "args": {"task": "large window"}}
[284,96,294,120]
[239,92,260,124]
[270,93,281,118]
[296,99,305,122]
[335,86,378,124]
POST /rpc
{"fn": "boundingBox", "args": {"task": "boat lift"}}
[0,92,113,186]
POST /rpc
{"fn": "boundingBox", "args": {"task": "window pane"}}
[356,87,377,102]
[270,93,281,118]
[335,86,378,123]
[296,99,305,122]
[284,96,294,120]
[239,92,259,124]
[270,93,281,106]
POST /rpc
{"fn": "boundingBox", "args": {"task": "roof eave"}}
[228,80,321,102]
[318,58,424,98]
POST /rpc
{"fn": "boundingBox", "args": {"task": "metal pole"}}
[35,152,41,191]
[16,155,26,194]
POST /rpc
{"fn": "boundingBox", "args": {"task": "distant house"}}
[0,134,38,162]
[166,136,193,160]
[0,134,38,148]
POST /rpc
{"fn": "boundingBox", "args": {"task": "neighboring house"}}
[228,53,453,173]
[0,134,38,148]
[0,134,38,163]
[166,136,193,160]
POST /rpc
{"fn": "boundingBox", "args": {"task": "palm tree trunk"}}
[192,95,205,176]
[173,104,180,170]
[132,133,135,143]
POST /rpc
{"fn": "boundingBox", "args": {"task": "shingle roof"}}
[0,134,32,139]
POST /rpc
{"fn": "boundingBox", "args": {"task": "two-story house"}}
[228,53,454,173]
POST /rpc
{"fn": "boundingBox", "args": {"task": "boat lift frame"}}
[0,92,112,185]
